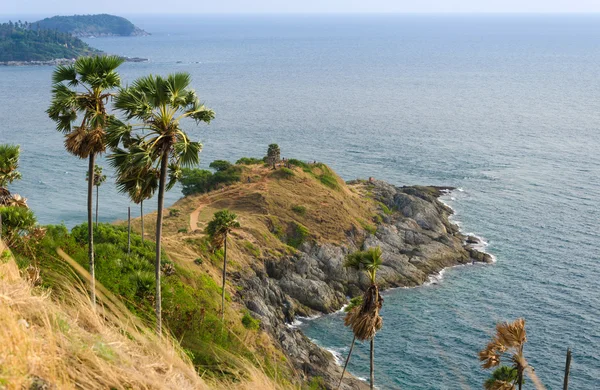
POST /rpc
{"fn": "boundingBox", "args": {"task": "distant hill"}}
[34,14,149,38]
[0,21,101,63]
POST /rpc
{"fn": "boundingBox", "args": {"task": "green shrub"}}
[169,209,181,217]
[358,219,377,235]
[241,312,260,330]
[180,163,242,196]
[307,376,326,390]
[291,205,306,215]
[287,222,310,248]
[377,201,394,215]
[277,167,295,179]
[287,159,309,169]
[235,157,264,165]
[209,160,233,172]
[178,227,188,234]
[318,173,338,189]
[243,241,261,258]
[0,206,36,240]
[179,168,213,195]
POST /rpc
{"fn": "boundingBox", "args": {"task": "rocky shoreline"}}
[0,56,148,67]
[235,180,492,389]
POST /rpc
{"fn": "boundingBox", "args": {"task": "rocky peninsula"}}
[153,164,493,389]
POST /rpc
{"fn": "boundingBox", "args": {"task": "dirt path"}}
[189,203,205,232]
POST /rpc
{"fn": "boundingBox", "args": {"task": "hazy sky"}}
[2,0,600,15]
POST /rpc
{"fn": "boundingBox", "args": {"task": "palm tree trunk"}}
[518,367,523,390]
[370,336,375,390]
[140,200,144,245]
[337,335,356,389]
[155,152,169,334]
[95,184,99,227]
[87,153,96,308]
[221,234,228,321]
[127,206,131,256]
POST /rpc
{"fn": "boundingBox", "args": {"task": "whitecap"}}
[325,348,344,365]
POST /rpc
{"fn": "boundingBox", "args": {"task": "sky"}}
[2,0,600,15]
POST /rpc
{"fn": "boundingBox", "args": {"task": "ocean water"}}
[1,14,599,389]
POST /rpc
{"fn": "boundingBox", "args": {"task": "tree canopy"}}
[0,21,100,62]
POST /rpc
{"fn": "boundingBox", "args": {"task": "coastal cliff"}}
[150,163,492,389]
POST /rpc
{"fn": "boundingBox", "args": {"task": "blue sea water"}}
[1,14,599,389]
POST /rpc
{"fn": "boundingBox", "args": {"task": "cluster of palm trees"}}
[47,55,214,332]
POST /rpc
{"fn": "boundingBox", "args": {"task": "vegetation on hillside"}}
[34,14,148,37]
[0,21,100,62]
[180,160,243,195]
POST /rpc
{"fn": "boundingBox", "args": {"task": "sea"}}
[0,14,598,389]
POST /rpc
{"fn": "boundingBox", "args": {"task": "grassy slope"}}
[4,162,380,389]
[1,237,294,389]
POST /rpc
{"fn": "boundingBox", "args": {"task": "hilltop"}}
[34,14,149,38]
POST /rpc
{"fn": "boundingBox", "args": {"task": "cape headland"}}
[135,161,493,389]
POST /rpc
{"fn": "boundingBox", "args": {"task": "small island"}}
[34,14,149,38]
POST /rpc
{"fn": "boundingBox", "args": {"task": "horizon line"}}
[4,11,600,16]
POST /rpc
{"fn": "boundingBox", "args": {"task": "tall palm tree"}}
[109,143,159,244]
[342,246,384,390]
[479,318,528,390]
[86,164,106,227]
[107,73,214,333]
[206,209,240,321]
[47,55,123,307]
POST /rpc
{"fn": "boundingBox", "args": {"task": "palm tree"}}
[47,55,123,307]
[342,246,384,390]
[485,366,519,390]
[479,318,528,390]
[206,209,240,321]
[110,143,159,244]
[86,164,106,227]
[107,73,214,333]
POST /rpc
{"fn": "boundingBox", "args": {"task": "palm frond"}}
[51,64,78,86]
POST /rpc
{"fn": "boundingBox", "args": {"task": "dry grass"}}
[0,241,291,390]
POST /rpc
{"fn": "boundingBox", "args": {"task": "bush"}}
[377,201,394,215]
[277,167,295,179]
[287,159,309,169]
[287,222,310,248]
[179,169,213,196]
[209,160,233,172]
[180,164,242,196]
[0,206,36,237]
[319,173,338,189]
[241,312,260,330]
[291,205,306,215]
[235,157,264,165]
